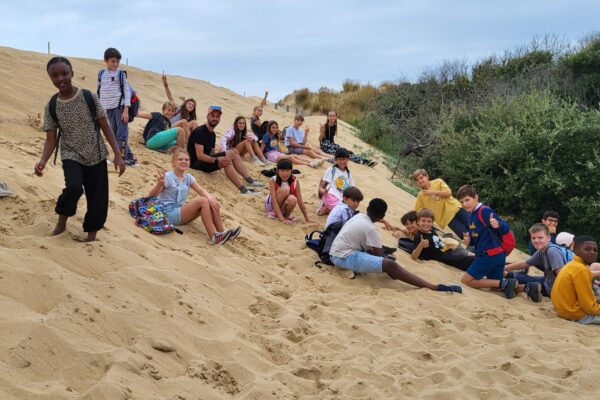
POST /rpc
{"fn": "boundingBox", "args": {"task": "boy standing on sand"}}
[456,185,542,302]
[551,235,600,324]
[97,47,136,166]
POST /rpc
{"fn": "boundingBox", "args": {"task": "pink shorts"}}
[321,192,341,212]
[265,151,286,163]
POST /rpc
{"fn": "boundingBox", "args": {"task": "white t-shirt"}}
[322,166,354,200]
[330,213,382,258]
[325,202,356,229]
[284,126,304,147]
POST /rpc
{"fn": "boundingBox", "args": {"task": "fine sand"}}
[0,46,599,400]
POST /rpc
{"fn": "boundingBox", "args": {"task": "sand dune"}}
[0,46,599,399]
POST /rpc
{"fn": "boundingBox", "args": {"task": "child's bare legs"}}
[235,141,255,158]
[174,127,186,148]
[172,120,190,143]
[276,186,297,217]
[251,141,266,160]
[180,197,218,238]
[461,273,501,289]
[303,148,329,160]
[189,120,199,131]
[311,148,331,158]
[277,154,311,166]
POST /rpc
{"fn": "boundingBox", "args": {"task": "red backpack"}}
[477,206,517,256]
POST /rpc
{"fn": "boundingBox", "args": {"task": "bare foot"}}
[51,215,68,235]
[72,231,97,242]
[86,231,97,242]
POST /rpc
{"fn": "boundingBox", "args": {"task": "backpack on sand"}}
[97,69,140,122]
[48,89,101,165]
[477,206,517,256]
[128,196,182,235]
[305,220,345,267]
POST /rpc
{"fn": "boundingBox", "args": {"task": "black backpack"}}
[48,89,101,165]
[305,220,345,267]
[97,69,140,122]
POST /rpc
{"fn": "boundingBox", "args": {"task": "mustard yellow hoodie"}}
[551,255,600,320]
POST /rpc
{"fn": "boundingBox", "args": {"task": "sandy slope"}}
[0,46,598,400]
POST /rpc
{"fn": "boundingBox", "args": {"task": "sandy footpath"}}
[0,46,598,399]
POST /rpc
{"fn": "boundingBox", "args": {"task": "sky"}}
[1,0,598,101]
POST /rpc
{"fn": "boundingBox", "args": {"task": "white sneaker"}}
[309,159,325,168]
[252,158,264,166]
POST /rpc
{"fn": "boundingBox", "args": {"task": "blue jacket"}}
[469,204,510,256]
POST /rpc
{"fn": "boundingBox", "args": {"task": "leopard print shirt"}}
[43,89,108,166]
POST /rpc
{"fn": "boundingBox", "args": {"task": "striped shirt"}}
[97,69,131,110]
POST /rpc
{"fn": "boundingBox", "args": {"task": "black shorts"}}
[191,160,220,173]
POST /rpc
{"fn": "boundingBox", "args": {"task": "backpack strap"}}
[96,69,104,96]
[78,89,103,161]
[476,206,488,227]
[49,93,62,165]
[118,70,126,107]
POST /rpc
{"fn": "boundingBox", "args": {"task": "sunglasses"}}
[209,105,222,111]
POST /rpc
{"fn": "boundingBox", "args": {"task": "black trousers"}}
[55,159,108,232]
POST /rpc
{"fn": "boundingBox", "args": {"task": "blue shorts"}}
[466,252,505,280]
[163,203,182,225]
[330,251,383,274]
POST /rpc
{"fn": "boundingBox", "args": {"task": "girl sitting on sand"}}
[220,116,269,166]
[161,74,198,131]
[265,159,314,224]
[149,148,241,245]
[319,110,376,167]
[261,120,324,169]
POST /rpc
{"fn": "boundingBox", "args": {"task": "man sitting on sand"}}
[329,198,463,293]
[187,106,265,195]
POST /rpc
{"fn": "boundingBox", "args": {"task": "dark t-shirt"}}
[414,230,447,260]
[188,124,216,165]
[251,116,268,142]
[262,133,279,153]
[143,112,171,142]
[322,123,337,143]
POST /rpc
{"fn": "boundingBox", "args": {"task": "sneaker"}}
[262,158,274,165]
[211,230,232,245]
[524,282,542,303]
[367,160,378,167]
[240,187,261,196]
[501,278,518,299]
[326,158,334,164]
[309,159,324,168]
[248,180,267,188]
[0,187,13,197]
[252,157,264,166]
[228,226,242,241]
[124,158,138,167]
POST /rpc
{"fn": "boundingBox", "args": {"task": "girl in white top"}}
[317,148,354,215]
[149,148,240,245]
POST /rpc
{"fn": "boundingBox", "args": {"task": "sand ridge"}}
[0,46,599,399]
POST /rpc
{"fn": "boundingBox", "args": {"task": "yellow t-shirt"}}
[551,255,600,320]
[414,178,461,229]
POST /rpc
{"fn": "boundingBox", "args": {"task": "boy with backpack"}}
[97,47,137,166]
[504,223,571,297]
[528,211,560,255]
[325,186,362,229]
[328,198,463,293]
[456,185,542,302]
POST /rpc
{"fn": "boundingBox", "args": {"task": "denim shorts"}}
[330,251,383,274]
[163,203,182,225]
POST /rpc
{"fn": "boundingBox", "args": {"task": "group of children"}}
[36,51,600,325]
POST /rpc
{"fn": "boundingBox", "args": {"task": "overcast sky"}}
[1,0,598,100]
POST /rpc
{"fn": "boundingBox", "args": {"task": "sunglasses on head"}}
[209,105,222,111]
